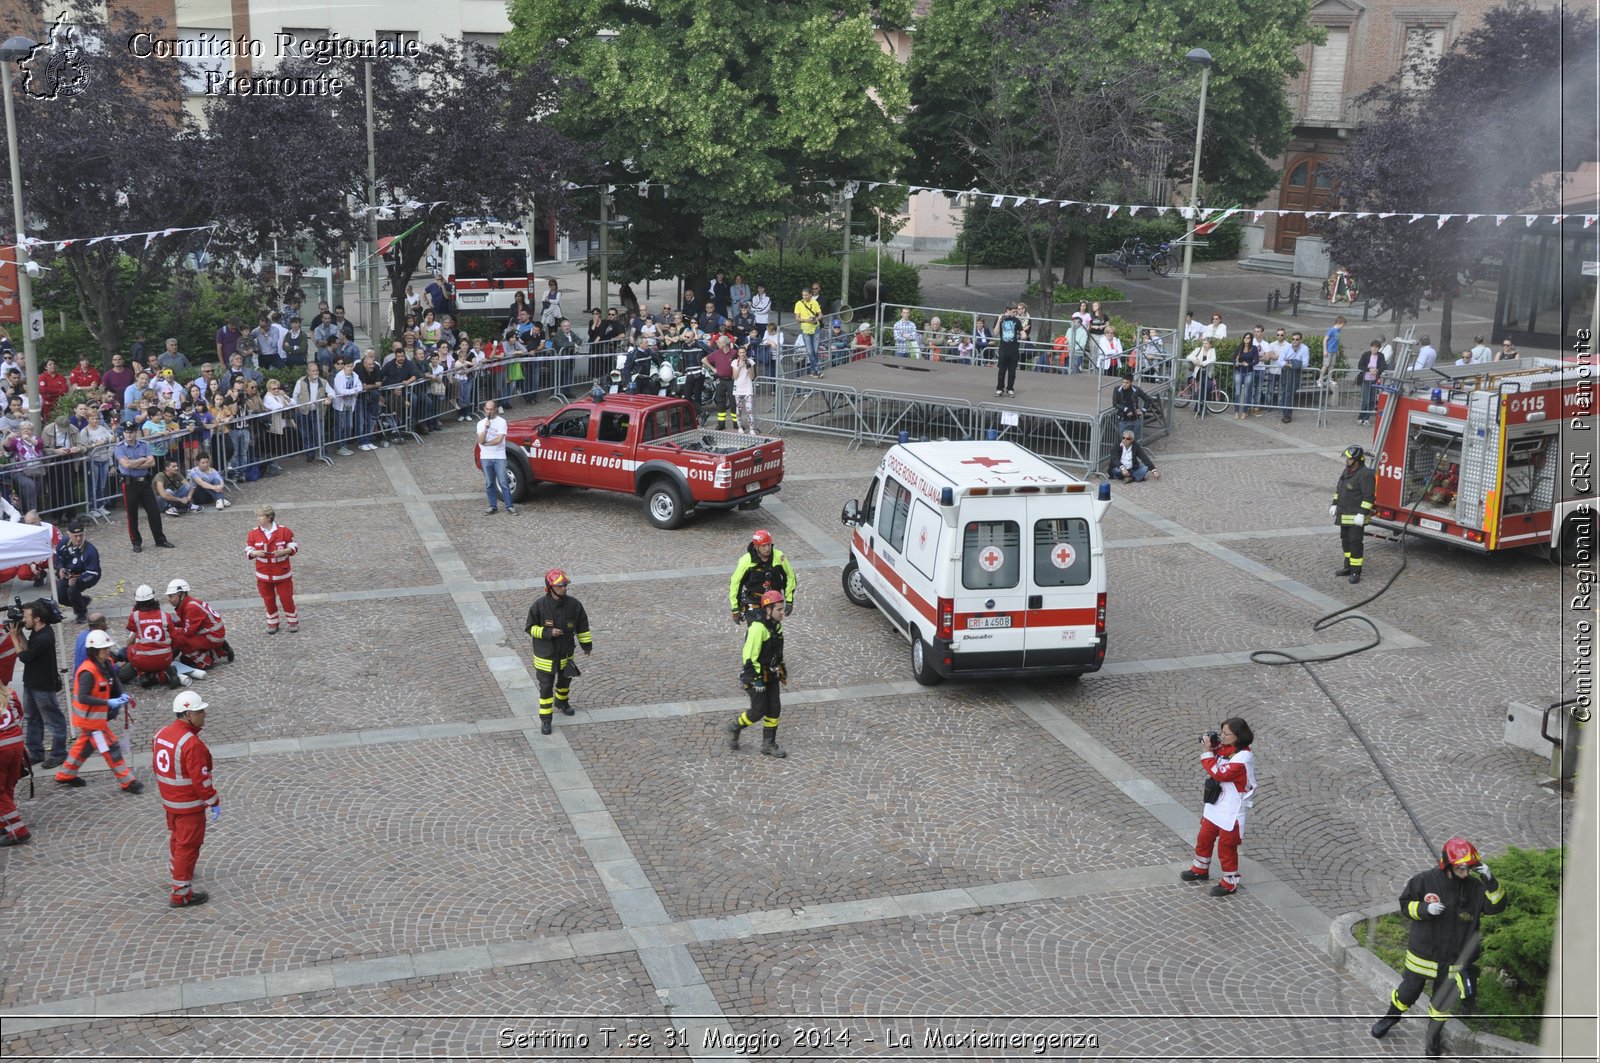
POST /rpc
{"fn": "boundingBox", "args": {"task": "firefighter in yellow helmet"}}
[724,590,787,757]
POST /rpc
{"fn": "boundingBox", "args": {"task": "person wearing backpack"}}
[995,307,1022,397]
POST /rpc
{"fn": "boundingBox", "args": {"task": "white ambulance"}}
[839,441,1110,685]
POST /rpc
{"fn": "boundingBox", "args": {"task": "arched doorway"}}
[1275,154,1337,253]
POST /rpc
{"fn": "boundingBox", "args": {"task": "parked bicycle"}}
[1173,366,1230,414]
[1116,238,1175,277]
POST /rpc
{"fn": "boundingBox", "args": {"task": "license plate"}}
[744,481,761,494]
[1418,517,1444,531]
[459,293,485,303]
[966,615,1012,629]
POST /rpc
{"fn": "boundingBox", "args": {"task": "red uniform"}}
[125,607,176,677]
[171,596,227,669]
[1188,745,1258,893]
[151,716,217,903]
[0,525,58,590]
[38,371,69,414]
[245,523,298,632]
[0,690,29,844]
[0,625,18,687]
[55,656,138,789]
[69,364,102,391]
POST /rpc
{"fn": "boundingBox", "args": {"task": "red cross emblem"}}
[962,456,1014,469]
[1051,543,1076,569]
[464,256,481,272]
[918,527,928,548]
[978,546,1004,571]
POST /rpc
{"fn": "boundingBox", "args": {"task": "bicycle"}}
[1117,238,1175,278]
[1173,368,1230,414]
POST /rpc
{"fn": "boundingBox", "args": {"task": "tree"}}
[206,40,593,331]
[1324,1,1597,354]
[908,0,1321,215]
[949,1,1182,317]
[501,0,911,298]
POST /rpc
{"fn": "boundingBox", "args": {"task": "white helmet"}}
[657,361,675,383]
[173,690,209,714]
[84,630,115,650]
[135,584,155,600]
[166,578,190,596]
[615,352,629,371]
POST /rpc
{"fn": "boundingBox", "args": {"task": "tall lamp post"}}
[1173,47,1213,359]
[0,36,41,423]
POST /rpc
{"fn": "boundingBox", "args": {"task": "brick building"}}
[1265,0,1504,253]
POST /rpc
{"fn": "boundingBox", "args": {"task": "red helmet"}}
[1440,836,1481,869]
[751,529,773,548]
[760,590,785,607]
[544,568,570,591]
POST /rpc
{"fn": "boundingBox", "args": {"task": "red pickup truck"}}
[476,394,785,528]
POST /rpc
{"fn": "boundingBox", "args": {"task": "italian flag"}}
[1193,207,1241,235]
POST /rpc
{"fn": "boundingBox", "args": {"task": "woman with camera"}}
[1180,717,1256,896]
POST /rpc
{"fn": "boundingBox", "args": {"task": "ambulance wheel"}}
[506,450,534,504]
[644,482,688,529]
[911,634,943,687]
[841,559,873,608]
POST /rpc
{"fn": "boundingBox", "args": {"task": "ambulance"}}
[445,221,535,317]
[839,441,1110,685]
[1368,357,1592,559]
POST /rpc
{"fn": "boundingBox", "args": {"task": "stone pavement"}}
[0,400,1566,1061]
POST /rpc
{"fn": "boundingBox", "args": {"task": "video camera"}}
[6,596,62,627]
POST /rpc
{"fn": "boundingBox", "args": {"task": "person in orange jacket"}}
[54,629,143,793]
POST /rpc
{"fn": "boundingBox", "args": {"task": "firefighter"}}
[166,579,233,669]
[1370,837,1507,1057]
[728,529,797,623]
[123,585,187,689]
[724,590,788,757]
[152,690,220,908]
[1332,444,1376,584]
[245,505,299,634]
[54,629,143,793]
[0,687,30,846]
[524,568,593,736]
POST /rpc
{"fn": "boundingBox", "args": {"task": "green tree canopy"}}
[502,0,911,294]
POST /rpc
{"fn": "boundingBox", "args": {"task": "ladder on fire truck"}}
[1369,325,1419,443]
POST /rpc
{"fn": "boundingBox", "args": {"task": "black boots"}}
[724,718,744,750]
[1424,1020,1445,1057]
[1350,571,1362,584]
[1335,565,1353,576]
[1179,867,1209,881]
[759,727,786,759]
[540,716,552,736]
[1370,1005,1401,1039]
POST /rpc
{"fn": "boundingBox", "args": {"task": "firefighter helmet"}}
[173,690,210,715]
[760,590,785,607]
[751,529,773,548]
[166,578,190,596]
[1343,444,1366,463]
[1439,836,1482,869]
[544,568,570,591]
[657,360,676,384]
[135,584,155,601]
[85,630,115,650]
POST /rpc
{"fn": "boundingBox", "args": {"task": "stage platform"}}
[765,354,1175,473]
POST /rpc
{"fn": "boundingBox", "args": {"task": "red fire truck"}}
[445,222,534,317]
[1369,357,1592,559]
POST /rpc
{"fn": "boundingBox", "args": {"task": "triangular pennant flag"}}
[1305,212,1323,220]
[1012,196,1027,208]
[112,234,131,243]
[868,182,881,191]
[1525,215,1537,227]
[1155,206,1170,216]
[1495,214,1509,226]
[1551,214,1566,224]
[1251,211,1264,223]
[88,236,106,246]
[1378,212,1396,219]
[1326,211,1347,219]
[907,186,923,195]
[1465,214,1481,223]
[144,232,158,248]
[1409,214,1425,223]
[1586,215,1597,229]
[1180,206,1195,221]
[1355,212,1371,219]
[991,195,1005,208]
[1127,205,1140,216]
[1107,205,1120,218]
[1436,215,1453,229]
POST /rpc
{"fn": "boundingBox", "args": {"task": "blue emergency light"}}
[1098,482,1112,501]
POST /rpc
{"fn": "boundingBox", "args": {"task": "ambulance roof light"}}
[940,487,954,505]
[1098,482,1112,501]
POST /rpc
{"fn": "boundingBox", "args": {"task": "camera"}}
[1205,730,1221,749]
[8,596,61,627]
[4,597,23,626]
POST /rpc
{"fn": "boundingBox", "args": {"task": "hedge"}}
[955,206,1245,268]
[732,249,922,311]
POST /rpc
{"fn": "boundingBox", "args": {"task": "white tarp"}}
[0,520,54,571]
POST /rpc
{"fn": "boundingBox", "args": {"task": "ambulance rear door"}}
[1023,501,1099,667]
[950,498,1028,670]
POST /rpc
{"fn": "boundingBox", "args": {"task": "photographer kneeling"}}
[1179,717,1256,896]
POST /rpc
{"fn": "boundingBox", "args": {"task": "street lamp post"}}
[0,36,41,423]
[1174,47,1213,361]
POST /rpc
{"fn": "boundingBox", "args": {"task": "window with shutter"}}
[1401,26,1446,92]
[1305,27,1349,122]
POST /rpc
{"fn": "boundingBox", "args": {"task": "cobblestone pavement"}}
[0,410,1567,1061]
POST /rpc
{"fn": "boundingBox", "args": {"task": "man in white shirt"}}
[1261,327,1287,411]
[1411,337,1438,373]
[1469,335,1493,364]
[477,399,514,516]
[252,314,287,369]
[330,356,363,455]
[1280,331,1312,423]
[1183,312,1207,345]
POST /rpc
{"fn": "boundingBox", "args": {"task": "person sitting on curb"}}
[1106,430,1160,483]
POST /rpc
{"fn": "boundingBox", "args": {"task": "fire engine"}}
[444,221,534,317]
[1369,356,1593,559]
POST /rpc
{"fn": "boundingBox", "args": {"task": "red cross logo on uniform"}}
[962,456,1014,469]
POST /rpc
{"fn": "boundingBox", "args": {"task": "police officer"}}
[724,590,788,758]
[728,529,796,623]
[54,519,101,624]
[115,421,174,553]
[1332,444,1376,584]
[1370,837,1507,1057]
[525,568,592,736]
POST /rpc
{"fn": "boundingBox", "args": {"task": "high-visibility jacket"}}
[70,657,117,732]
[1398,864,1507,972]
[729,546,797,611]
[126,607,175,672]
[246,523,298,582]
[152,717,217,814]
